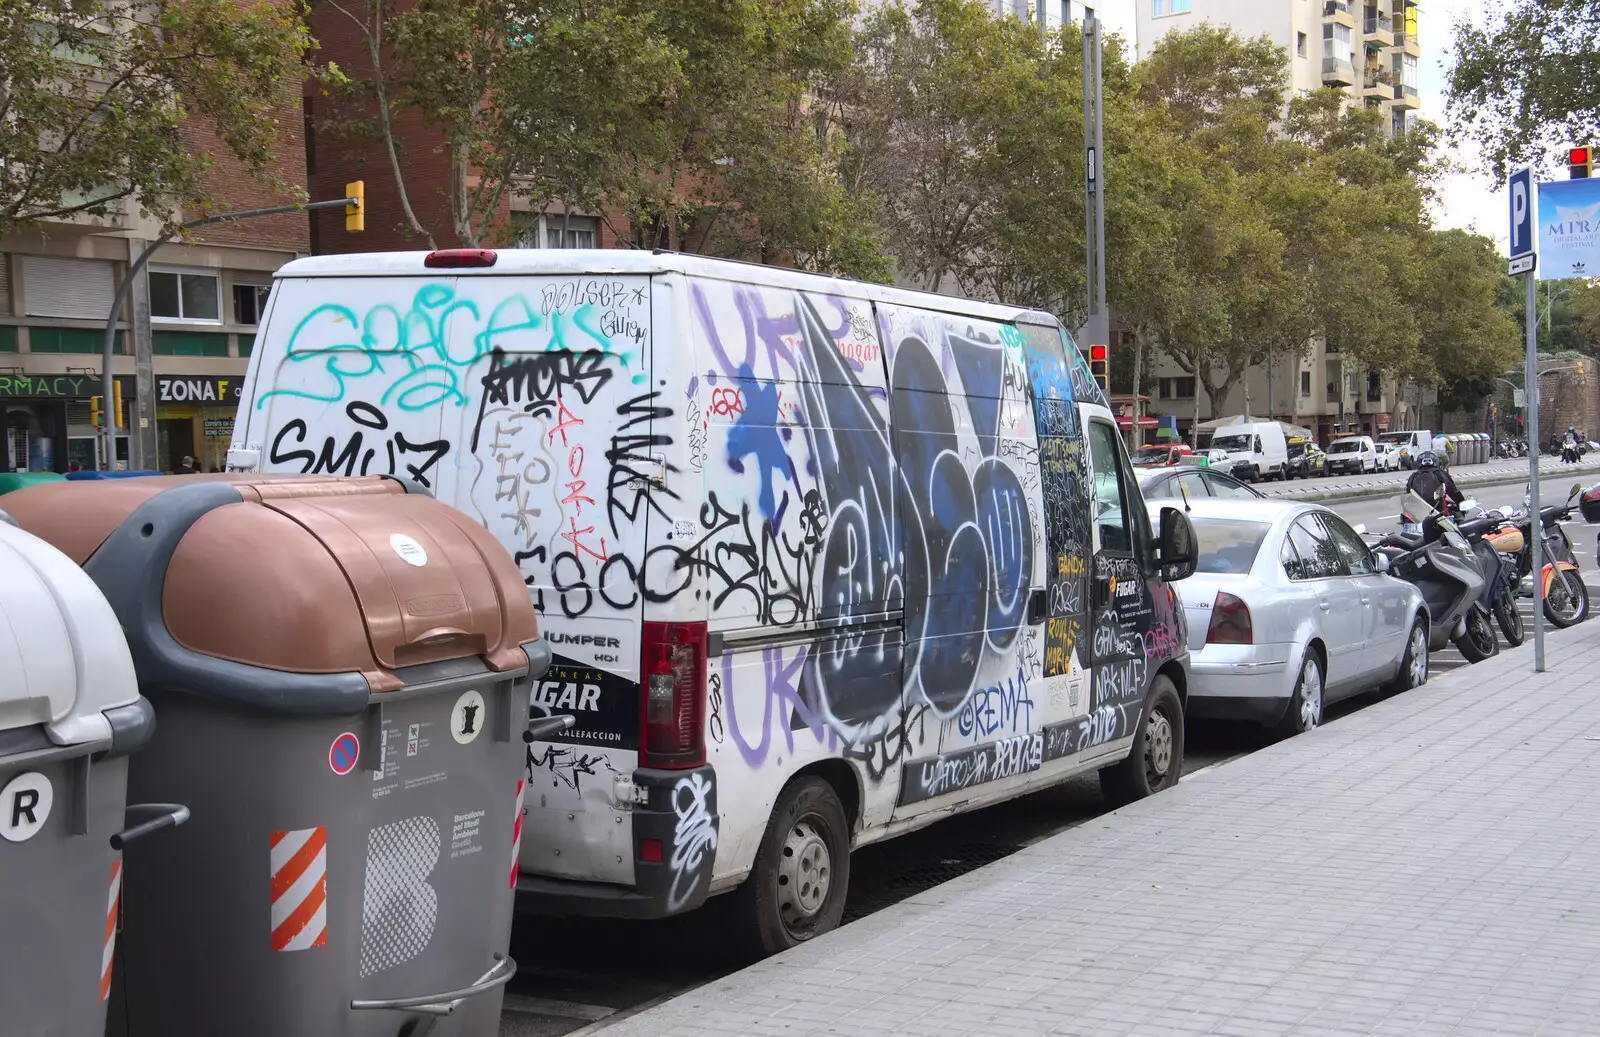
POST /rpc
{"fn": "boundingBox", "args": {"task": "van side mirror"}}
[1156,507,1198,582]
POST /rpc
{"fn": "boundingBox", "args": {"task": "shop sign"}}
[0,374,134,400]
[203,418,235,439]
[155,376,243,405]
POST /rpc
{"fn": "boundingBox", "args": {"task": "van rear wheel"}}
[1099,676,1184,807]
[736,776,850,956]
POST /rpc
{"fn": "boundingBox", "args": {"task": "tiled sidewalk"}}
[601,624,1600,1037]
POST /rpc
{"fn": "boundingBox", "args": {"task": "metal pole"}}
[98,197,357,469]
[1091,15,1107,350]
[1082,18,1096,345]
[1526,268,1545,672]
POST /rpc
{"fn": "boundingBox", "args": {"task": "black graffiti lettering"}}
[607,392,679,537]
[471,347,614,450]
[266,402,449,487]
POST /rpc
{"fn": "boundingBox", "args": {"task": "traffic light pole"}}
[1081,14,1108,365]
[98,195,358,470]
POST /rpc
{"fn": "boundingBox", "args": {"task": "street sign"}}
[1509,254,1537,276]
[1510,165,1536,260]
[1514,388,1526,408]
[1536,177,1600,278]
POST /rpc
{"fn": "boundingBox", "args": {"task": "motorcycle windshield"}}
[1400,489,1438,522]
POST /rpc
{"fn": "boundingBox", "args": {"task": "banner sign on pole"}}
[1536,177,1600,279]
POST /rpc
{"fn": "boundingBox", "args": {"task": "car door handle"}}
[1360,598,1370,605]
[1317,599,1331,611]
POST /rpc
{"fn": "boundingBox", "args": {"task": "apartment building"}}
[1135,0,1424,442]
[0,11,308,475]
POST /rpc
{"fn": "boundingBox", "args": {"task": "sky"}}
[1101,0,1517,252]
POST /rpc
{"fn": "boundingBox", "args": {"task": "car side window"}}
[1280,535,1306,581]
[1202,472,1256,499]
[1287,516,1346,579]
[1088,420,1132,553]
[1320,514,1374,575]
[1173,470,1209,499]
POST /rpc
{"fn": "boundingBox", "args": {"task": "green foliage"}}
[1446,0,1600,178]
[0,0,312,237]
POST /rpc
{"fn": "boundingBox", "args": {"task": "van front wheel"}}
[1099,676,1184,807]
[737,776,851,956]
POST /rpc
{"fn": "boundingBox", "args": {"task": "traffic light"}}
[1089,344,1109,394]
[111,380,123,428]
[89,395,103,428]
[1569,146,1594,179]
[345,180,365,233]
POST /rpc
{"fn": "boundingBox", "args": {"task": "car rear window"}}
[1190,518,1272,574]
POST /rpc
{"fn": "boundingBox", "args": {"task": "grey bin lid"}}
[0,522,141,747]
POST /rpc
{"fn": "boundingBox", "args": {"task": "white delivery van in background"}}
[1205,421,1288,483]
[1326,435,1379,474]
[1376,429,1433,470]
[226,249,1199,953]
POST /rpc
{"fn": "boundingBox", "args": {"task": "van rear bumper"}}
[514,764,719,920]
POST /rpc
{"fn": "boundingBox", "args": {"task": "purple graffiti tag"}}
[725,643,829,767]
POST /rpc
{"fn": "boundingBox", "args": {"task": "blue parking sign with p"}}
[1510,166,1535,258]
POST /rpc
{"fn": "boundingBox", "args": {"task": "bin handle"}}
[110,803,191,850]
[349,953,516,1015]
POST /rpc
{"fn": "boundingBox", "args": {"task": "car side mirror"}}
[1373,553,1391,574]
[1353,523,1368,535]
[1156,506,1198,582]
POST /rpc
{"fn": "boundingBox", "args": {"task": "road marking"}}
[501,995,616,1022]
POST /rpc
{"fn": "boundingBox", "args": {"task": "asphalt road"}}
[496,478,1600,1037]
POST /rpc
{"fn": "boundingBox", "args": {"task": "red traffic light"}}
[1089,344,1108,362]
[1570,146,1594,178]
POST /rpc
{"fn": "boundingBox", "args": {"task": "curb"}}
[1259,459,1600,506]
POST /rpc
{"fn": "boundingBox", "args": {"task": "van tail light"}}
[1206,592,1253,645]
[640,621,707,768]
[424,248,498,268]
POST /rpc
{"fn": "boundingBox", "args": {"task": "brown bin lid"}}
[4,475,539,694]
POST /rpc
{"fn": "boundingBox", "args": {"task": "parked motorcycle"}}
[1374,493,1497,662]
[1510,483,1590,627]
[1455,503,1525,646]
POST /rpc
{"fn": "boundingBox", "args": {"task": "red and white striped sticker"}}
[508,779,525,890]
[270,827,327,952]
[99,859,121,1001]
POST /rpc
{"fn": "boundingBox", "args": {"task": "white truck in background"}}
[1205,421,1288,483]
[1377,429,1433,470]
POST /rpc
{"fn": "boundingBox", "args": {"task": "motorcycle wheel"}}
[1494,585,1525,646]
[1544,569,1590,628]
[1453,604,1500,662]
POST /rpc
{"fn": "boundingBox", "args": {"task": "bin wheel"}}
[1099,676,1184,807]
[736,776,850,956]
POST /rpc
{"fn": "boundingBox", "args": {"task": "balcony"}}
[1363,11,1393,44]
[1326,383,1342,403]
[1391,83,1420,110]
[1323,0,1356,26]
[1363,65,1394,98]
[1323,57,1357,86]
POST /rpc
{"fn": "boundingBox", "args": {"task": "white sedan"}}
[1149,498,1430,734]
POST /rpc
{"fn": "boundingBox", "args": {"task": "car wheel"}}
[735,776,850,955]
[1100,676,1184,806]
[1276,651,1324,736]
[1385,616,1429,693]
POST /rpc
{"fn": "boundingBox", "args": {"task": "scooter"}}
[1510,483,1589,627]
[1455,502,1525,646]
[1374,492,1496,662]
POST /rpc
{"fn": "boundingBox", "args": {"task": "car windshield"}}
[1132,447,1171,464]
[1328,440,1361,454]
[1192,518,1272,574]
[1211,434,1251,451]
[1287,443,1307,458]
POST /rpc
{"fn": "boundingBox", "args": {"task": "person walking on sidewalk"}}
[1407,450,1465,516]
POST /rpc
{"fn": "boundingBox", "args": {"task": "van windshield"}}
[1211,434,1251,452]
[1377,432,1412,445]
[1328,440,1362,454]
[1191,518,1271,574]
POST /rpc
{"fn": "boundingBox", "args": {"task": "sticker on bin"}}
[100,859,122,1001]
[270,827,328,952]
[451,690,486,744]
[329,732,361,776]
[509,779,525,889]
[0,771,52,842]
[389,533,429,567]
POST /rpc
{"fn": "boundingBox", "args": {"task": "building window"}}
[1324,23,1352,65]
[1347,373,1360,395]
[149,268,220,323]
[1158,376,1195,400]
[1297,32,1307,57]
[1400,52,1418,88]
[232,282,272,325]
[547,216,598,249]
[1151,0,1189,15]
[1300,371,1312,396]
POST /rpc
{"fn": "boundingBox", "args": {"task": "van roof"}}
[275,249,1043,327]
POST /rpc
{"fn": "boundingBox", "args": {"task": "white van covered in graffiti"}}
[227,249,1199,952]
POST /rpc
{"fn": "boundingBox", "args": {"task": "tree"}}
[1447,0,1600,177]
[1413,229,1522,389]
[0,0,312,238]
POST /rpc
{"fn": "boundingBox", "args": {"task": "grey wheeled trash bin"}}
[0,516,165,1037]
[3,475,552,1037]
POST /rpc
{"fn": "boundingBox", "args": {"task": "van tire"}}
[1099,676,1184,807]
[736,776,850,956]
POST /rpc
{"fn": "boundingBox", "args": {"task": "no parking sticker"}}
[329,732,361,776]
[1,772,53,842]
